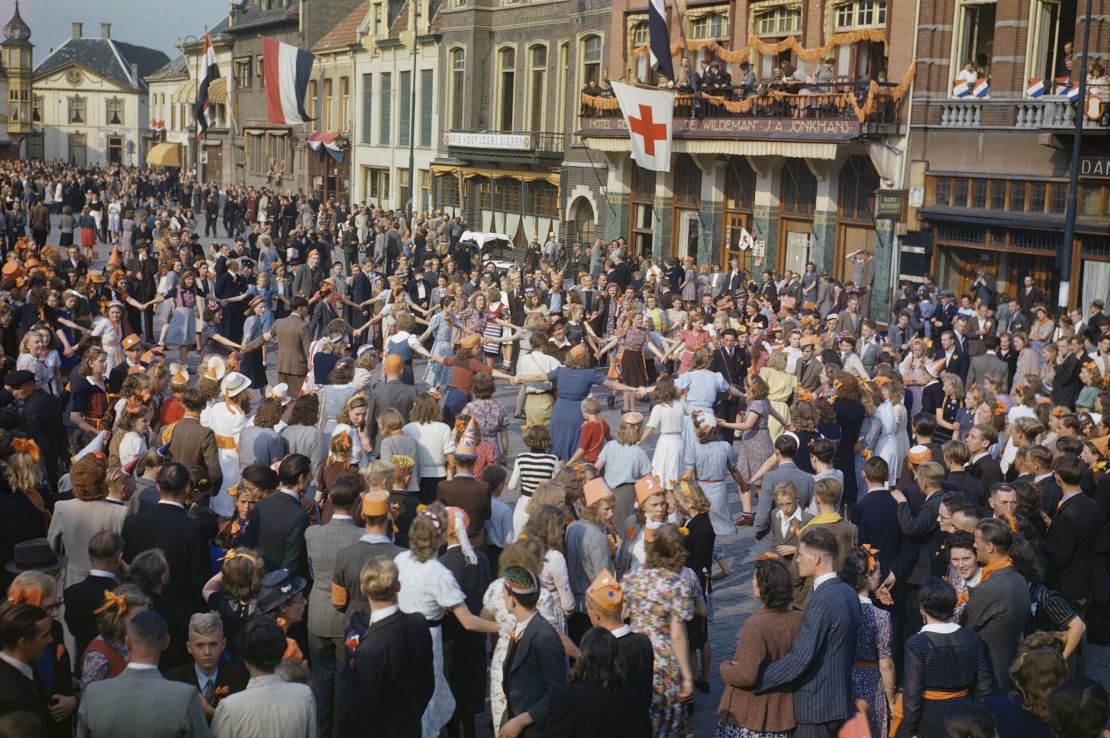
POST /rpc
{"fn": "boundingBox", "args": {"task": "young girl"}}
[108,398,150,470]
[616,474,668,578]
[640,376,688,491]
[569,395,610,465]
[318,431,359,524]
[595,411,652,527]
[523,504,575,617]
[507,425,560,529]
[934,374,965,443]
[203,548,263,660]
[1077,362,1103,412]
[376,408,421,495]
[331,392,370,467]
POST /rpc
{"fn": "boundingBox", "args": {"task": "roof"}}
[225,0,300,34]
[34,37,171,91]
[146,54,189,82]
[313,1,370,52]
[2,2,31,45]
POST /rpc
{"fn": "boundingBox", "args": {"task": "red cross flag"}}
[610,80,675,173]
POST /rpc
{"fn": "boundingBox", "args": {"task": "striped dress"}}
[510,451,561,536]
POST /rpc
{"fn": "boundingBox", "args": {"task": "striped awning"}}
[172,80,195,104]
[583,136,839,160]
[146,142,182,168]
[209,78,227,104]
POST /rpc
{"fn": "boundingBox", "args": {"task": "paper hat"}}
[502,565,539,595]
[202,355,227,383]
[908,445,932,465]
[586,569,623,612]
[447,506,478,565]
[362,489,390,517]
[583,477,615,507]
[694,411,716,433]
[621,411,644,425]
[266,383,292,404]
[569,343,589,359]
[454,420,480,460]
[121,334,142,351]
[446,506,471,534]
[221,372,251,398]
[460,334,481,350]
[800,335,821,348]
[248,295,266,310]
[634,474,663,505]
[926,358,946,378]
[1,262,21,279]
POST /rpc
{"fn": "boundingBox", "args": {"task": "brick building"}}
[582,0,918,318]
[430,0,611,248]
[903,0,1110,310]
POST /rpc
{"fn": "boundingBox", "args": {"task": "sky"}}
[6,0,230,62]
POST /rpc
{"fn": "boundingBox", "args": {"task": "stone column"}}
[602,153,631,242]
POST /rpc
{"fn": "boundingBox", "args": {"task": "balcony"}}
[924,97,1108,131]
[443,130,565,166]
[578,82,906,144]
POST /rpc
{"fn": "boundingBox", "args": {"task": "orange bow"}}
[222,549,260,566]
[796,390,815,403]
[125,396,143,416]
[862,544,880,575]
[93,590,128,616]
[754,552,781,562]
[11,438,40,462]
[1001,512,1019,534]
[331,431,352,454]
[8,585,42,607]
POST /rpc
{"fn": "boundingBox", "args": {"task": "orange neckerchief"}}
[979,556,1013,584]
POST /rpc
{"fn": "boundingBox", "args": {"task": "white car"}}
[458,231,520,273]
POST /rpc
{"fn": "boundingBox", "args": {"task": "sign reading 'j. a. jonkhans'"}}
[579,116,862,141]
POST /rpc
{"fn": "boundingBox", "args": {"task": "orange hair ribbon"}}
[11,437,40,462]
[754,552,781,562]
[222,549,260,566]
[861,544,881,576]
[1001,512,1019,534]
[93,590,128,616]
[8,585,42,607]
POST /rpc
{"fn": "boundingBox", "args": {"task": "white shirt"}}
[920,621,961,634]
[610,624,633,639]
[813,571,838,591]
[778,507,803,540]
[0,652,32,681]
[512,611,537,639]
[516,351,562,393]
[369,604,400,626]
[126,662,160,671]
[402,421,456,478]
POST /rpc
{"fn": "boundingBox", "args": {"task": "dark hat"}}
[5,538,66,574]
[3,370,36,388]
[257,569,307,614]
[1093,299,1106,309]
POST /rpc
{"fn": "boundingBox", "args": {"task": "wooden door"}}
[722,212,754,278]
[206,145,224,182]
[837,224,875,282]
[779,219,811,275]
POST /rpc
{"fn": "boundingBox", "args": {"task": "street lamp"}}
[407,2,420,214]
[1059,0,1094,311]
[178,34,201,192]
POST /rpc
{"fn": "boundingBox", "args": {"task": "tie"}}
[203,678,216,704]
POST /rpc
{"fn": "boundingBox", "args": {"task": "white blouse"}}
[394,550,465,621]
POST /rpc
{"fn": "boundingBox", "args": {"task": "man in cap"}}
[341,557,434,738]
[365,355,417,453]
[585,570,653,721]
[5,370,68,489]
[107,334,145,394]
[437,422,491,548]
[332,479,403,624]
[499,566,566,738]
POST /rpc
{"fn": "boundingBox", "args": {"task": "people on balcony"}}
[736,61,757,98]
[815,58,835,87]
[704,62,733,97]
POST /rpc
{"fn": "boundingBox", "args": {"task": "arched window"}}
[528,45,547,132]
[580,34,601,88]
[497,47,516,131]
[449,48,465,130]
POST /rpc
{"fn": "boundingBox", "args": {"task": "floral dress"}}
[621,566,695,738]
[424,311,454,387]
[460,398,509,459]
[482,579,566,732]
[852,596,893,738]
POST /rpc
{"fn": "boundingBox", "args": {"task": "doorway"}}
[722,212,754,279]
[68,134,87,166]
[779,220,811,275]
[107,136,123,166]
[675,209,702,262]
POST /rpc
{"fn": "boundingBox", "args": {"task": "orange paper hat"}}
[454,420,480,461]
[362,489,390,517]
[926,358,946,378]
[586,569,623,612]
[583,477,615,507]
[908,445,932,465]
[634,474,663,505]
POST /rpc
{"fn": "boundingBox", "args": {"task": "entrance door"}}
[722,212,754,279]
[107,136,123,165]
[69,134,86,166]
[675,209,701,262]
[780,220,811,275]
[838,225,875,282]
[206,145,223,182]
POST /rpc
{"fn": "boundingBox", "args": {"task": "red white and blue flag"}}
[953,80,970,98]
[1027,78,1045,98]
[195,33,219,140]
[972,79,989,98]
[647,0,674,84]
[262,37,315,125]
[1066,83,1081,101]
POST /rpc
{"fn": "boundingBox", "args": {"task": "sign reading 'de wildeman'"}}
[579,116,862,141]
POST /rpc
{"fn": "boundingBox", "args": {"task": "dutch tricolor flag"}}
[1027,78,1045,98]
[195,33,219,140]
[647,0,674,84]
[261,37,315,126]
[1066,84,1081,101]
[953,80,970,98]
[973,79,989,98]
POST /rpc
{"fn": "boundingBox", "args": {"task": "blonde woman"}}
[759,350,797,440]
[80,584,151,691]
[331,392,371,467]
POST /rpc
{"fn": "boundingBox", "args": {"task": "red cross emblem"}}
[628,103,667,157]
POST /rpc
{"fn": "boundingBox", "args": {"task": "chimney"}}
[131,63,139,86]
[100,23,111,40]
[71,22,82,39]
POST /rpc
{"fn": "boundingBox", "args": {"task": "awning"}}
[146,142,182,168]
[172,80,195,104]
[209,78,227,104]
[430,164,560,186]
[582,136,839,160]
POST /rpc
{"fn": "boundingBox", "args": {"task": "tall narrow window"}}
[1025,0,1074,90]
[555,42,568,135]
[420,69,433,147]
[953,0,996,83]
[449,48,465,130]
[306,80,318,129]
[580,35,601,87]
[322,78,332,131]
[399,70,411,145]
[106,98,123,126]
[497,47,516,131]
[361,74,373,143]
[528,45,547,133]
[339,77,350,130]
[380,72,391,144]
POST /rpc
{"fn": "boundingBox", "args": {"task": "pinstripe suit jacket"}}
[754,575,860,725]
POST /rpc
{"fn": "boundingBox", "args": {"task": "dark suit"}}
[1034,474,1063,518]
[614,629,654,717]
[121,503,210,613]
[755,575,861,737]
[1051,353,1082,410]
[944,471,986,511]
[961,566,1029,692]
[436,476,491,549]
[0,658,49,727]
[332,537,404,619]
[165,660,249,713]
[1018,286,1046,316]
[241,491,310,578]
[1044,492,1099,604]
[853,488,917,584]
[502,613,567,736]
[967,454,1003,495]
[21,388,69,488]
[64,573,119,663]
[342,609,434,738]
[541,682,650,738]
[710,347,744,441]
[440,547,492,720]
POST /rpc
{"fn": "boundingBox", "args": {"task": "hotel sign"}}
[579,116,861,141]
[1080,156,1110,180]
[444,132,534,150]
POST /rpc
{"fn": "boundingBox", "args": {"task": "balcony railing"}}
[443,130,566,163]
[927,97,1107,130]
[577,81,905,128]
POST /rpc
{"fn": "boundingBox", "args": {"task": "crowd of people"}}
[0,158,1106,738]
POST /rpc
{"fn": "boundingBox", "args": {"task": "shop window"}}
[528,181,560,218]
[839,156,879,221]
[1028,182,1046,213]
[1008,182,1026,211]
[493,178,522,211]
[674,155,702,207]
[726,159,755,212]
[989,181,1006,210]
[781,160,816,217]
[953,0,996,81]
[1025,0,1075,88]
[437,175,461,207]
